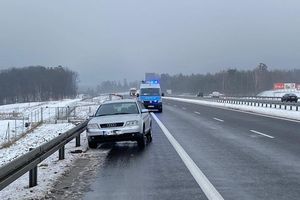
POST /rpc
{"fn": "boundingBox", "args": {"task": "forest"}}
[95,64,300,96]
[160,64,300,95]
[0,66,78,105]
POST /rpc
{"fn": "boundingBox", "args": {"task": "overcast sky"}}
[1,0,300,86]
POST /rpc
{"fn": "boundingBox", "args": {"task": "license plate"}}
[103,131,114,135]
[148,105,154,108]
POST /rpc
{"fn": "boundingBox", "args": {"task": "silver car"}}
[86,99,152,149]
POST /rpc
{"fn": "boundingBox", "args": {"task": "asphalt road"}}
[82,98,300,200]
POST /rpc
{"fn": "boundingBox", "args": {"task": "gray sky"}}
[1,0,300,86]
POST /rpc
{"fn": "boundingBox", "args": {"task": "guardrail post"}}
[285,105,287,110]
[59,145,65,160]
[290,106,292,110]
[270,104,272,108]
[41,107,43,122]
[29,148,38,188]
[297,106,299,111]
[76,134,80,147]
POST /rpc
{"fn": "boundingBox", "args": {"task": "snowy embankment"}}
[0,95,109,199]
[0,127,88,200]
[258,89,300,97]
[165,97,300,121]
[0,99,82,145]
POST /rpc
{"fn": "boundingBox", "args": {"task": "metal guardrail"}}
[0,120,88,191]
[214,98,300,111]
[168,95,300,111]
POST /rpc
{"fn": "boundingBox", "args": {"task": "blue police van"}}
[138,80,164,113]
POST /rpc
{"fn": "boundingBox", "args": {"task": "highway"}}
[81,98,300,200]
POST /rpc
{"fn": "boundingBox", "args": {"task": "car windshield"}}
[140,88,160,96]
[95,102,139,116]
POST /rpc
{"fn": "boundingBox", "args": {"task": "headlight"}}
[87,123,99,129]
[126,120,139,126]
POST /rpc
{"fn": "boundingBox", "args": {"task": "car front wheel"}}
[88,140,98,149]
[137,134,146,149]
[147,128,152,143]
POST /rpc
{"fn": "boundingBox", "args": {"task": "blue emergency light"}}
[147,80,159,84]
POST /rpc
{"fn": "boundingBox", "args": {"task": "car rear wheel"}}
[147,128,152,143]
[138,125,147,149]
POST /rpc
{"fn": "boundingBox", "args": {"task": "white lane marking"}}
[250,130,274,139]
[213,118,224,122]
[165,97,300,124]
[182,107,186,110]
[151,113,224,200]
[174,104,177,107]
[194,111,201,115]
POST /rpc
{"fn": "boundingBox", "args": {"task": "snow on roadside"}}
[165,97,300,121]
[0,123,75,167]
[258,89,300,97]
[0,130,89,200]
[0,95,112,199]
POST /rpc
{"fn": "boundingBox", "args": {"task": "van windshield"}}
[140,88,160,96]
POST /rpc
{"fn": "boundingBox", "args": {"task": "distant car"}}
[129,88,137,97]
[210,91,221,98]
[281,93,298,103]
[86,99,152,149]
[196,92,204,97]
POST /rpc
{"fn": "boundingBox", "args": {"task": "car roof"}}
[102,99,138,104]
[140,83,161,89]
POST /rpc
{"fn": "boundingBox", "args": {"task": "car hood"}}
[89,114,141,124]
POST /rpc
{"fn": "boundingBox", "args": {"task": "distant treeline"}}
[95,79,140,94]
[0,66,78,105]
[160,64,300,95]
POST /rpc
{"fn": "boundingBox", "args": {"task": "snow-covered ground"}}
[0,123,75,166]
[0,96,112,147]
[0,129,89,200]
[258,89,300,97]
[165,97,300,121]
[0,95,110,199]
[0,99,83,145]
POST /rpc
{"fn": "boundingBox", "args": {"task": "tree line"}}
[0,66,78,105]
[160,64,300,95]
[95,79,139,94]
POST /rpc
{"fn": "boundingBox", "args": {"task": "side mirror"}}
[161,93,165,97]
[141,109,149,113]
[136,93,140,97]
[88,113,94,118]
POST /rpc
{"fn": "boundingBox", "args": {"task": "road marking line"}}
[174,104,177,107]
[151,113,224,200]
[250,130,274,139]
[182,107,186,110]
[213,118,224,122]
[194,111,201,115]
